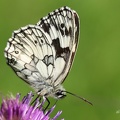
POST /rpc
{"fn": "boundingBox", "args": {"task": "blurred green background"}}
[0,0,120,119]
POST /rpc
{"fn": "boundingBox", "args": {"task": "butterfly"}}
[4,6,80,100]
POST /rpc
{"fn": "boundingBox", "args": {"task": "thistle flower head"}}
[0,92,62,120]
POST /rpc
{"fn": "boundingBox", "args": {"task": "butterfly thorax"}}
[37,85,66,99]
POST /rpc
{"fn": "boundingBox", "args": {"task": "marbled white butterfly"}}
[4,6,92,105]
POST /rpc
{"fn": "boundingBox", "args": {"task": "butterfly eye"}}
[55,90,66,99]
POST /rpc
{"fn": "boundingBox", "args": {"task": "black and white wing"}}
[4,25,55,92]
[4,6,80,97]
[37,6,79,86]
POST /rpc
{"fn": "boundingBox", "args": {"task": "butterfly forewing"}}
[4,6,80,98]
[37,6,79,86]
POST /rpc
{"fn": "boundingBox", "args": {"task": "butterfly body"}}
[4,6,80,99]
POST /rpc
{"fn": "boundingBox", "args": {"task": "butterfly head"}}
[54,90,66,99]
[53,85,66,99]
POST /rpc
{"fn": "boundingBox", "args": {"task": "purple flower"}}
[0,92,63,120]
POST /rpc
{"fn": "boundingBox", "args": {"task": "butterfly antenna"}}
[63,91,93,106]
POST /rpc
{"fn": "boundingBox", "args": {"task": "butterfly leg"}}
[31,95,41,105]
[43,97,50,111]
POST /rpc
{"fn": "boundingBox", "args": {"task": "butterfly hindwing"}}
[5,25,55,91]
